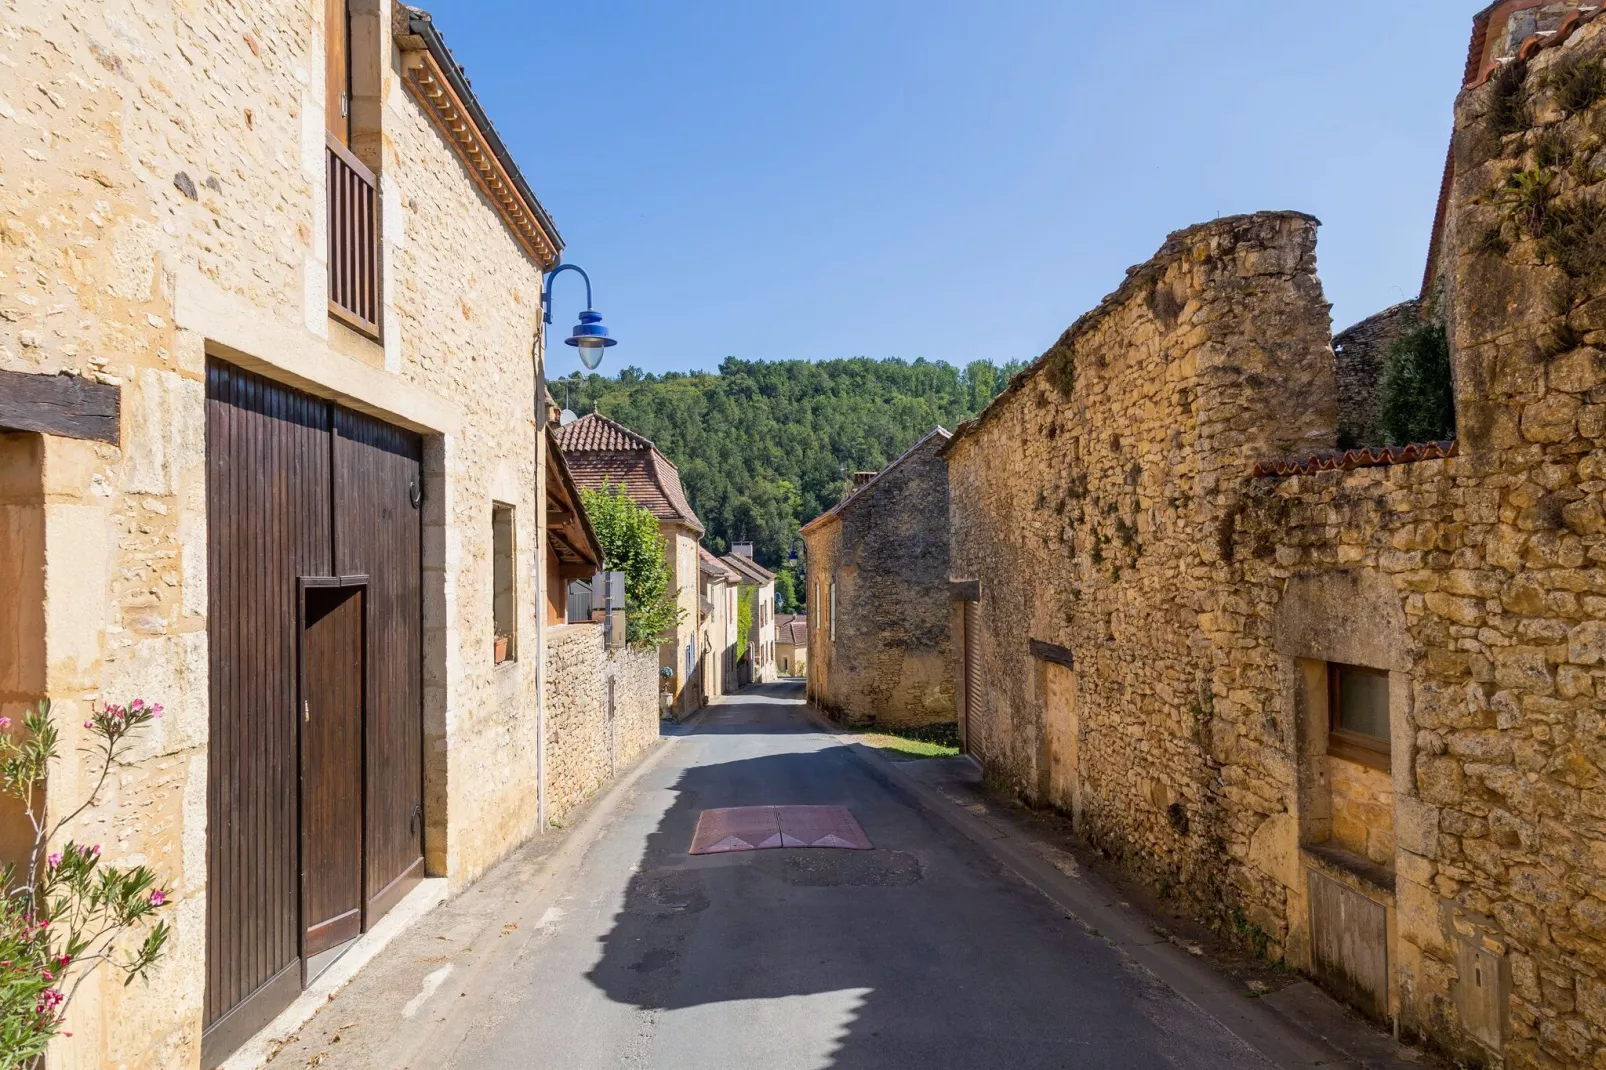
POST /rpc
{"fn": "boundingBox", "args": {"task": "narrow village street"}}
[259,683,1425,1070]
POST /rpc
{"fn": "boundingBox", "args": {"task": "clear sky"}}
[435,1,1480,379]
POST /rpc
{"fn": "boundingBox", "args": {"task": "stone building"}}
[802,428,956,727]
[554,411,706,716]
[697,547,740,701]
[945,12,1606,1067]
[775,614,809,677]
[723,547,778,685]
[0,2,658,1066]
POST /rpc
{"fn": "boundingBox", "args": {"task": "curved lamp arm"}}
[542,263,594,325]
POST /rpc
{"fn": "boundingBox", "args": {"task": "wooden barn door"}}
[203,362,332,1062]
[334,409,425,920]
[203,360,423,1068]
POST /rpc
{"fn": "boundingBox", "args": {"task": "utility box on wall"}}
[1456,934,1509,1053]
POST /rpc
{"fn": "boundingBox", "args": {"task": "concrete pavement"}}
[267,681,1426,1070]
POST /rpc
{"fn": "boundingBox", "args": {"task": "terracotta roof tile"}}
[1252,440,1458,478]
[699,546,740,582]
[555,413,705,534]
[774,615,809,645]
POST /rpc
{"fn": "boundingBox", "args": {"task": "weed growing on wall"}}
[1550,54,1606,115]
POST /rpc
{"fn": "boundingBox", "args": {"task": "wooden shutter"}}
[324,0,349,143]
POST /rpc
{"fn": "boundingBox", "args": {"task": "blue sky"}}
[438,1,1478,379]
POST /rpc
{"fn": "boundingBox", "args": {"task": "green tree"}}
[736,587,753,663]
[773,564,800,614]
[579,483,683,648]
[1378,319,1455,446]
[557,356,1022,571]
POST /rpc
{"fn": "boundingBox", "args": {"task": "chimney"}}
[733,541,755,559]
[851,471,877,490]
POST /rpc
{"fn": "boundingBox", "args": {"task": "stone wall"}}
[1334,300,1421,447]
[805,431,956,727]
[946,22,1606,1065]
[544,625,662,823]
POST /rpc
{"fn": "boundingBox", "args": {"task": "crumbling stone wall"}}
[1334,300,1421,446]
[544,626,661,824]
[947,20,1606,1065]
[805,432,956,728]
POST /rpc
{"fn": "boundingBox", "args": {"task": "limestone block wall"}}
[805,433,956,728]
[947,212,1335,903]
[947,22,1606,1063]
[544,625,661,824]
[0,0,565,1064]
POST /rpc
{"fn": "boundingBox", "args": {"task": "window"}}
[829,582,837,642]
[492,503,516,663]
[1328,663,1389,769]
[813,584,820,628]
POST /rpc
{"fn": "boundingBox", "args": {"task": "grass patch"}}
[843,721,961,760]
[1551,55,1606,115]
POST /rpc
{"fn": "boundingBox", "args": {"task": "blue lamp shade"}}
[565,309,617,370]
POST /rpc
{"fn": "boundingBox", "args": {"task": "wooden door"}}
[324,0,349,143]
[333,408,424,921]
[300,584,365,963]
[203,361,331,1063]
[1043,662,1080,820]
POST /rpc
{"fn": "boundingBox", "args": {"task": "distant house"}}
[800,427,955,727]
[723,546,777,685]
[555,412,705,716]
[774,614,808,677]
[697,547,741,700]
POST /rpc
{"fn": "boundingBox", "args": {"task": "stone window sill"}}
[1302,842,1396,899]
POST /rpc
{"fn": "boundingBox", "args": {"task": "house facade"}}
[774,615,808,678]
[943,12,1606,1065]
[554,412,705,716]
[723,548,777,685]
[802,428,956,728]
[696,547,740,701]
[0,2,661,1067]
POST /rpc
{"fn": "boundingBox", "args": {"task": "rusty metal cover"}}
[689,806,872,855]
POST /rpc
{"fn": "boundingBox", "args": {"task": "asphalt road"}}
[439,682,1271,1070]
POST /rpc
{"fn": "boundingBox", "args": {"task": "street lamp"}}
[542,263,618,370]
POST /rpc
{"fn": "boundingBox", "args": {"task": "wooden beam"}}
[0,369,119,444]
[1028,639,1075,670]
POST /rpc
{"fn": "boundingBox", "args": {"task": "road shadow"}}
[583,694,1265,1069]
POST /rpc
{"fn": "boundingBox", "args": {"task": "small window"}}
[829,582,837,642]
[492,503,516,663]
[1328,663,1389,769]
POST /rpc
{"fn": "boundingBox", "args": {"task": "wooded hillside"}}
[553,357,1024,571]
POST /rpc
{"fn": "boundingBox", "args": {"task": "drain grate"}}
[689,805,873,855]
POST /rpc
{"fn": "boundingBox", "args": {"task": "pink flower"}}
[151,704,164,719]
[150,889,166,907]
[131,699,144,711]
[0,717,10,729]
[47,852,61,868]
[41,970,53,982]
[83,721,93,730]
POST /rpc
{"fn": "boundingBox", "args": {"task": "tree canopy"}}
[554,357,1023,571]
[579,482,682,647]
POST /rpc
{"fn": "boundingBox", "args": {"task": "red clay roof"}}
[1252,440,1458,478]
[555,413,705,534]
[699,545,740,582]
[774,614,808,646]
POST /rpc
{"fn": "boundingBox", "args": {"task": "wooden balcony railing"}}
[326,134,379,337]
